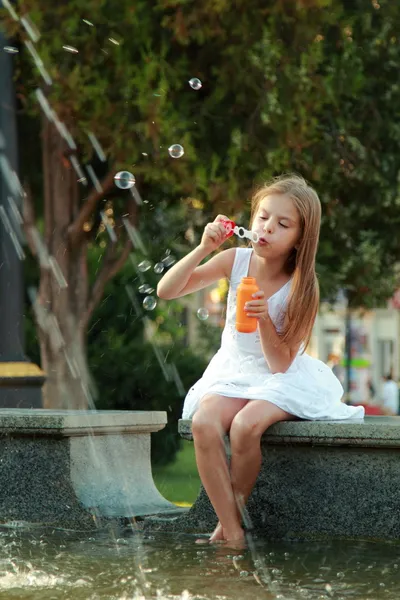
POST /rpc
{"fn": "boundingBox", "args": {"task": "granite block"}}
[0,409,182,530]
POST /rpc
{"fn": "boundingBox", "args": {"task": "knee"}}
[229,414,262,453]
[192,409,221,448]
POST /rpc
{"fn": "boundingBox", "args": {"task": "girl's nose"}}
[264,220,274,234]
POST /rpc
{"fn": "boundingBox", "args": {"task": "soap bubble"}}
[189,77,202,90]
[138,260,152,272]
[3,46,19,54]
[154,262,165,274]
[162,255,176,268]
[168,144,184,159]
[138,284,154,294]
[197,308,209,321]
[143,296,157,311]
[114,171,136,190]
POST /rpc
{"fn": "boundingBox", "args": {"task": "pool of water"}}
[0,525,399,599]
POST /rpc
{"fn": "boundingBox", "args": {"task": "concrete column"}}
[0,16,44,406]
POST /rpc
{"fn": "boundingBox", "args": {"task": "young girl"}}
[157,174,364,545]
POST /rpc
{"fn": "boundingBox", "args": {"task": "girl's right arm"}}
[157,215,236,300]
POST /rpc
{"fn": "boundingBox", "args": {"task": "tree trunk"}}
[39,119,91,409]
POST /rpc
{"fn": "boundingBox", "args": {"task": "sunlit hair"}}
[249,174,321,350]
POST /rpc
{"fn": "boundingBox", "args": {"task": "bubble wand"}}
[221,219,259,244]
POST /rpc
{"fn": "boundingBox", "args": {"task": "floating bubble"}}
[189,77,202,90]
[62,45,79,54]
[3,46,19,54]
[197,308,209,321]
[143,296,157,311]
[162,255,176,268]
[336,572,345,579]
[138,284,154,294]
[168,144,184,159]
[114,171,136,190]
[138,260,152,272]
[154,262,165,274]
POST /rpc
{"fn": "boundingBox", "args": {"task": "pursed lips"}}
[257,237,269,245]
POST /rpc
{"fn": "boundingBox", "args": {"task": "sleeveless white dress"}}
[182,247,365,421]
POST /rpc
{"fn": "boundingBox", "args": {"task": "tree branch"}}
[79,186,139,332]
[68,168,116,246]
[80,236,132,333]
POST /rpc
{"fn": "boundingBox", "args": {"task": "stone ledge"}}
[0,409,178,528]
[179,416,400,448]
[0,409,167,436]
[163,414,400,541]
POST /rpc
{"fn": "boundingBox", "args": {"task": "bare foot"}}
[195,537,210,545]
[209,522,225,543]
[224,535,246,550]
[223,527,246,549]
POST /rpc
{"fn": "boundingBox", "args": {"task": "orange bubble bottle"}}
[236,277,259,333]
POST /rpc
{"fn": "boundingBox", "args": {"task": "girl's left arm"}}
[244,290,300,374]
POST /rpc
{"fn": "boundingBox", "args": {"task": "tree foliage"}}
[1,0,400,411]
[3,0,400,311]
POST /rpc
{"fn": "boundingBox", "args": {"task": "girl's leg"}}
[229,400,297,517]
[192,393,248,542]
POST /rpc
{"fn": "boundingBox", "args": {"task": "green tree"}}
[3,0,400,408]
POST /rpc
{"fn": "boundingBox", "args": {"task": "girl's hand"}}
[244,290,269,321]
[199,214,231,253]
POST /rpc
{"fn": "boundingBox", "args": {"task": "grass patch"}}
[153,440,201,505]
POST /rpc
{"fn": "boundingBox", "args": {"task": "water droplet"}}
[3,46,18,54]
[154,262,165,274]
[63,45,79,53]
[168,144,184,159]
[143,296,157,311]
[197,308,209,321]
[138,260,152,272]
[189,77,202,90]
[138,284,154,294]
[114,171,136,189]
[162,255,176,268]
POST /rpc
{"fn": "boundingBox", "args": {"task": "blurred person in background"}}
[381,374,399,416]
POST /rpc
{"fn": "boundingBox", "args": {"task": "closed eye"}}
[279,222,289,228]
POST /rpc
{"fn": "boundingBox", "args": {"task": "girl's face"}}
[252,193,301,258]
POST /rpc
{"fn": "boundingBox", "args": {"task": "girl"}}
[157,174,364,545]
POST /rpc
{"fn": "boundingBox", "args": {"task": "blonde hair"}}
[249,174,321,350]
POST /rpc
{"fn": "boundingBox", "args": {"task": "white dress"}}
[182,247,365,421]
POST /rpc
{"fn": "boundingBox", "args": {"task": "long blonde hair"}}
[249,174,321,350]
